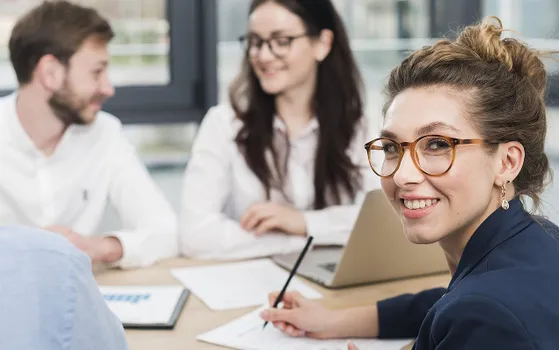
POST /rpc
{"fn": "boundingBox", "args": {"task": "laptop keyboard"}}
[320,262,337,272]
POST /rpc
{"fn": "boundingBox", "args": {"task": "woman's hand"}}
[240,203,307,236]
[261,291,381,340]
[259,291,341,339]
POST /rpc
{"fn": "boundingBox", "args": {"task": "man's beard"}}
[48,82,103,127]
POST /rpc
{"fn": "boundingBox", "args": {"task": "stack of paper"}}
[198,307,413,350]
[170,259,322,310]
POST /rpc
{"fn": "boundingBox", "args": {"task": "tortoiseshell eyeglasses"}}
[364,135,507,178]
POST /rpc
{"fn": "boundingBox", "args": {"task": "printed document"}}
[171,259,322,310]
[100,285,186,326]
[198,307,413,350]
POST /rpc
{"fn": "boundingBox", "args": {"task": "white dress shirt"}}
[179,104,380,260]
[0,92,178,268]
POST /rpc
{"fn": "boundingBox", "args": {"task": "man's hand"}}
[43,226,123,264]
[348,341,360,350]
[240,202,307,236]
[44,225,74,236]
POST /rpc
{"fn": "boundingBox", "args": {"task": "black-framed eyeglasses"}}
[238,33,308,58]
[364,135,508,178]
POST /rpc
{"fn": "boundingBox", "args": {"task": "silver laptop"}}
[272,189,448,289]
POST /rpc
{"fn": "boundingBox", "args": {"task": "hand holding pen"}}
[259,236,346,339]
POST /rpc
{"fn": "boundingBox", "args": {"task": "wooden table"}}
[95,258,450,350]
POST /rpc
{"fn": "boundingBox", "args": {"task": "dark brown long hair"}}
[229,0,364,209]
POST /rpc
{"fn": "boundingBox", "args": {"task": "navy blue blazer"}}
[377,198,559,349]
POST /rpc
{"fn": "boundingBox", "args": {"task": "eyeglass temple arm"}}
[455,139,508,145]
[364,141,384,150]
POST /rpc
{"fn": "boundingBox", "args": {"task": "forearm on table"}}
[329,304,379,338]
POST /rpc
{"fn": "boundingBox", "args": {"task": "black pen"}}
[263,235,314,329]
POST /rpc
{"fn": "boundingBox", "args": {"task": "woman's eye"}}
[427,139,450,150]
[383,144,398,154]
[274,37,291,47]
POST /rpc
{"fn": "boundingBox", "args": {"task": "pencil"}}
[263,235,314,329]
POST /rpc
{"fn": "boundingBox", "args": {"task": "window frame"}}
[429,0,559,106]
[0,0,217,125]
[428,0,481,39]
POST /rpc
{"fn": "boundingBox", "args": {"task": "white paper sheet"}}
[198,307,413,350]
[170,259,322,310]
[99,285,185,325]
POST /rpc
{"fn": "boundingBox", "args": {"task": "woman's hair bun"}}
[456,16,547,95]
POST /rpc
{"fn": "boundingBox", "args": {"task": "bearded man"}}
[0,1,178,269]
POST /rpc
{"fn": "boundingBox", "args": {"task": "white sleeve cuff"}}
[105,230,154,269]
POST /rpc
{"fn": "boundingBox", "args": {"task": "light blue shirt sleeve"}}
[0,226,128,350]
[64,247,129,350]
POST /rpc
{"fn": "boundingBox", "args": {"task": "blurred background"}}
[0,0,556,224]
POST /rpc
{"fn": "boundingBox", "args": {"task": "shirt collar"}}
[273,117,319,139]
[448,197,533,290]
[6,91,79,159]
[4,91,38,157]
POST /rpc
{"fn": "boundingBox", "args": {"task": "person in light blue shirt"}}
[0,225,128,350]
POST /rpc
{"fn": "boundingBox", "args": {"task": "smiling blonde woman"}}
[260,16,559,350]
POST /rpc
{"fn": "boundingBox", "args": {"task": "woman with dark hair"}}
[178,0,378,259]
